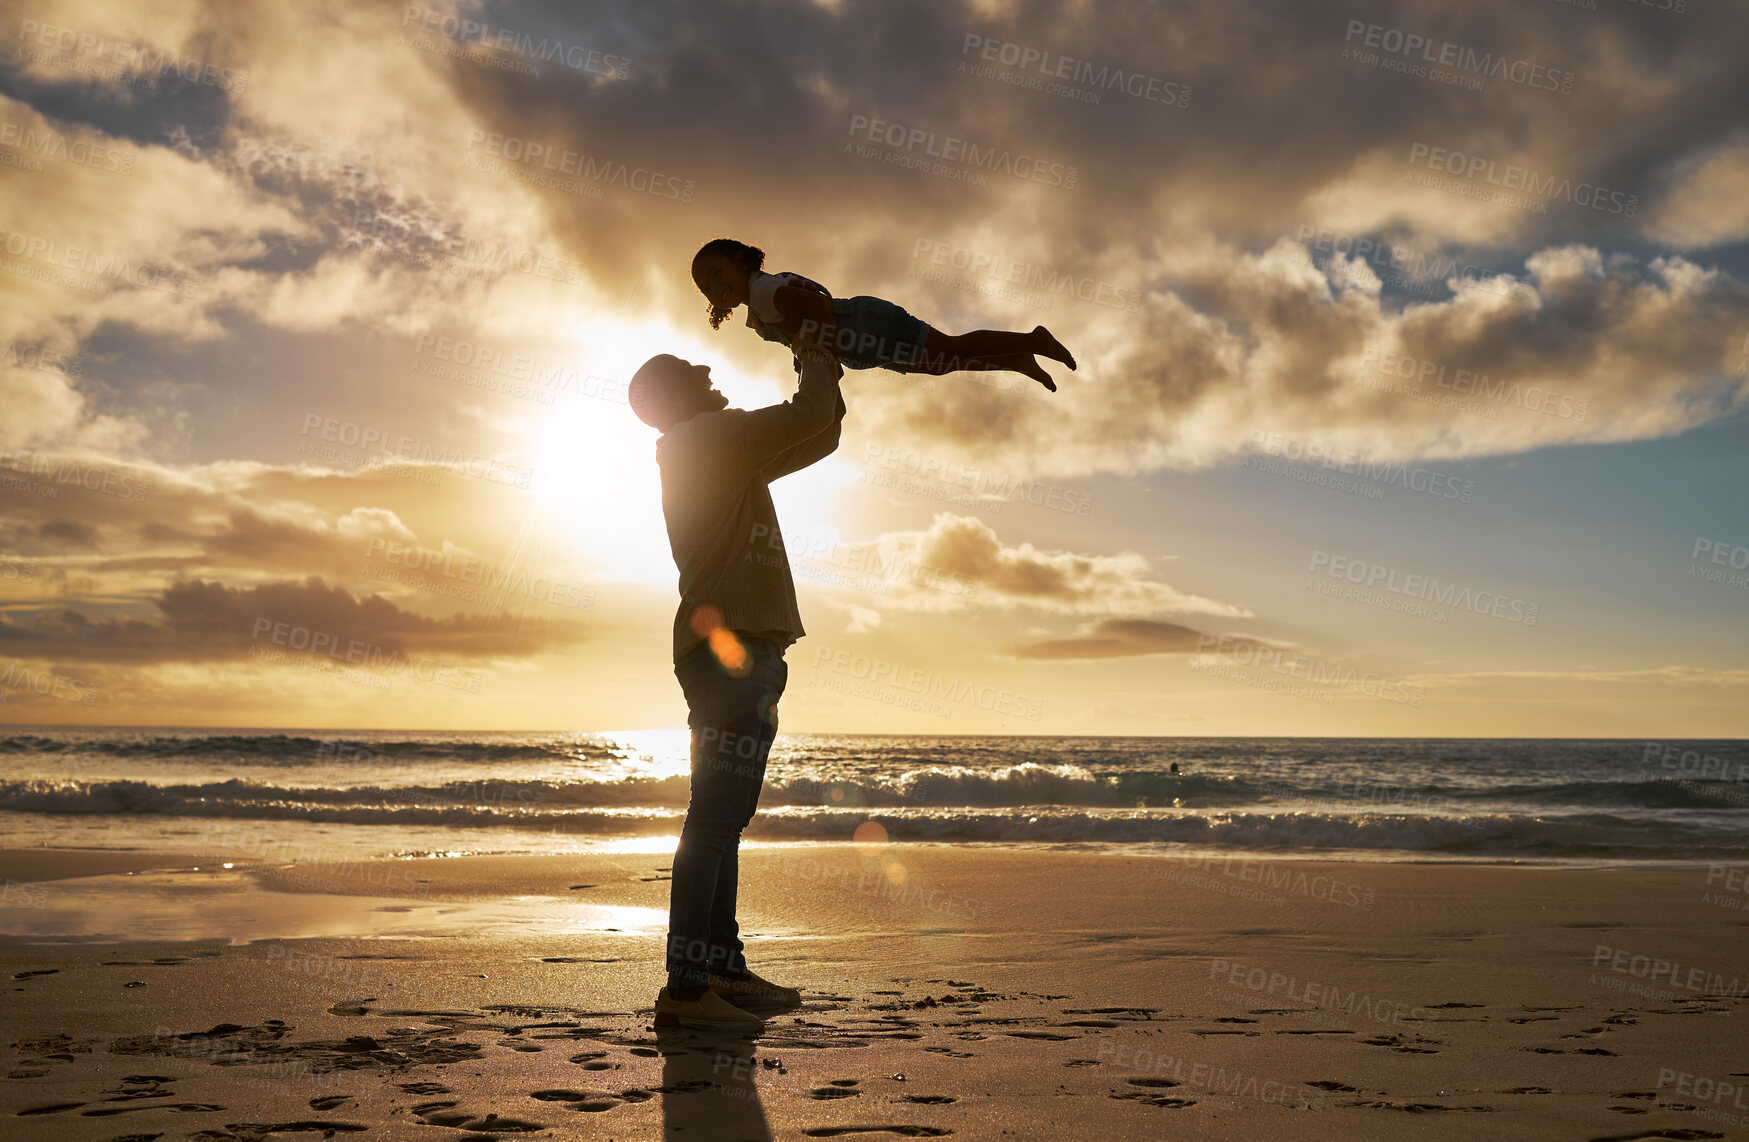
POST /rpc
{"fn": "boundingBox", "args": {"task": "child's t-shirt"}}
[745,270,830,346]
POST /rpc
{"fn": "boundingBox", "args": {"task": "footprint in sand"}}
[1110,1087,1196,1109]
[205,1119,371,1135]
[410,1101,547,1132]
[801,1129,952,1138]
[530,1089,621,1112]
[81,1102,229,1117]
[1344,1099,1495,1113]
[540,956,619,963]
[1361,1034,1440,1054]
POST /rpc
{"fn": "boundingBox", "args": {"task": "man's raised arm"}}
[735,338,844,476]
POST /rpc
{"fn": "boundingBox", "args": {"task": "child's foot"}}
[1033,326,1076,370]
[1016,357,1057,392]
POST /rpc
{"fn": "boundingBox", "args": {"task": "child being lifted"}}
[690,238,1073,391]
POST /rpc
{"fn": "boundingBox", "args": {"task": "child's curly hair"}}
[692,238,765,330]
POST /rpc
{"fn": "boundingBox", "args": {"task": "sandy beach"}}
[0,845,1743,1140]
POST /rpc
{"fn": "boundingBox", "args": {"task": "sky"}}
[0,0,1745,736]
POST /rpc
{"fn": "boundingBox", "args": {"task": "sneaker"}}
[710,969,801,1007]
[653,986,766,1031]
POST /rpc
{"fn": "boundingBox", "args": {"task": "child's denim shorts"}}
[829,296,932,372]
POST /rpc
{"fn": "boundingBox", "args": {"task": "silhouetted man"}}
[629,331,844,1031]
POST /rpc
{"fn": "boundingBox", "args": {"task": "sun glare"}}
[515,313,861,586]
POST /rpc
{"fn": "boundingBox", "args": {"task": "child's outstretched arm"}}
[771,282,836,349]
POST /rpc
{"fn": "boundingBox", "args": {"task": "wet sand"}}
[1,845,1744,1139]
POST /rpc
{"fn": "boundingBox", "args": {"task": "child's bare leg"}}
[931,326,1074,370]
[918,330,1056,390]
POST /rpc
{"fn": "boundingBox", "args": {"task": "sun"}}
[511,313,860,588]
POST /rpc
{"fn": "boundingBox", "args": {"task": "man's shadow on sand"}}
[653,1026,774,1141]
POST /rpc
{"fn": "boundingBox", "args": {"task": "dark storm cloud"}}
[0,575,586,664]
[1009,617,1211,660]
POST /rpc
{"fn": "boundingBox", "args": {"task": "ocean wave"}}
[6,766,1739,816]
[0,783,1740,859]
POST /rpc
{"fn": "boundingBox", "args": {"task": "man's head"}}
[629,354,729,431]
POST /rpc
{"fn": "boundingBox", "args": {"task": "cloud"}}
[1416,666,1749,689]
[1009,617,1210,660]
[0,575,588,664]
[1645,136,1749,248]
[837,513,1247,615]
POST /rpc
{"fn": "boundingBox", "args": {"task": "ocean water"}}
[1,729,1745,864]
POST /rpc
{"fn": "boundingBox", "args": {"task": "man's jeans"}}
[665,635,787,990]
